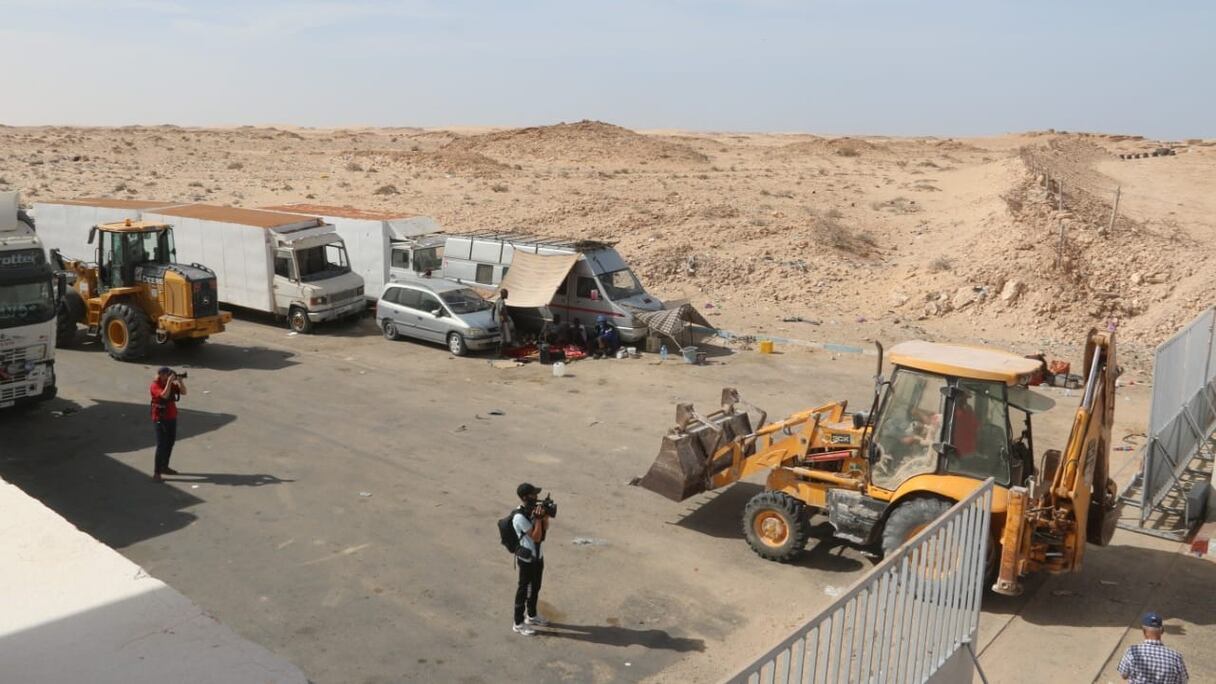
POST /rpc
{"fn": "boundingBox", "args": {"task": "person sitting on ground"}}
[591,315,621,359]
[568,317,588,349]
[540,314,569,347]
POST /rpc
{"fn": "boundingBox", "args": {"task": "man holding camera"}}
[512,482,553,636]
[150,367,187,482]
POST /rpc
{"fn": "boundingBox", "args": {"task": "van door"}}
[413,290,448,342]
[388,246,411,282]
[573,266,610,325]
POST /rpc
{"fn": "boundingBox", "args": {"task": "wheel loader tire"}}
[101,303,152,361]
[288,306,313,334]
[55,293,83,348]
[173,336,207,349]
[743,491,811,562]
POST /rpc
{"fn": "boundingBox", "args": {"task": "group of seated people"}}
[539,313,622,360]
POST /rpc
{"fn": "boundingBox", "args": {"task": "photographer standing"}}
[512,482,552,636]
[150,367,187,482]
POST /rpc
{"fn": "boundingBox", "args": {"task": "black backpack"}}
[498,509,523,554]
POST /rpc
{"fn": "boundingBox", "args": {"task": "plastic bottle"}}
[659,344,668,361]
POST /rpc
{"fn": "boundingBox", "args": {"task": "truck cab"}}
[272,231,365,333]
[0,192,59,407]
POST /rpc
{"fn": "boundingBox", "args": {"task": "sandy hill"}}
[2,121,1212,370]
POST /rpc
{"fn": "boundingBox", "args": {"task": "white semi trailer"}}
[0,192,59,408]
[262,204,443,302]
[35,200,366,333]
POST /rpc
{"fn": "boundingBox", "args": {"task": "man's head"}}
[1141,611,1164,639]
[500,288,509,299]
[517,482,541,505]
[157,366,173,381]
[596,315,606,325]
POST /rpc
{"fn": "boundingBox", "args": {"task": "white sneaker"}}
[525,614,549,627]
[512,623,536,636]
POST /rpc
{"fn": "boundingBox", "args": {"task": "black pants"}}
[514,558,544,625]
[154,420,177,473]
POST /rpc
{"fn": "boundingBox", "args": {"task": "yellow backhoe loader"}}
[635,331,1119,595]
[53,219,231,361]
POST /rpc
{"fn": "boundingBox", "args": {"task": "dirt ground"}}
[3,122,1214,374]
[0,314,1154,683]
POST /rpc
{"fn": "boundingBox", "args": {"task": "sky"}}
[1,0,1212,138]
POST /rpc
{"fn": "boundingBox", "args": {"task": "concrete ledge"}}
[0,478,307,684]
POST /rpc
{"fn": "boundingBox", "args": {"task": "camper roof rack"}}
[456,229,616,252]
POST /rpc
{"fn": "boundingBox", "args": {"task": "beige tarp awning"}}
[498,251,579,308]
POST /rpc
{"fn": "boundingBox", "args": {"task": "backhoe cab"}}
[636,331,1118,595]
[55,219,231,361]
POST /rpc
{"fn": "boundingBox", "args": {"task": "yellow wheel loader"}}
[635,331,1119,595]
[52,219,232,361]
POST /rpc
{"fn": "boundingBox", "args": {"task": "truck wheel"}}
[101,303,152,361]
[382,320,400,340]
[447,332,467,356]
[288,306,313,334]
[173,336,207,349]
[743,491,811,562]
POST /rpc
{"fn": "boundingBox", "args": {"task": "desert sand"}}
[3,120,1213,371]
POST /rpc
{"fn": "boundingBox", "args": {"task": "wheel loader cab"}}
[93,221,176,291]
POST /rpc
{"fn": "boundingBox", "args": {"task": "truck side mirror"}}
[87,226,97,244]
[56,273,67,300]
[867,441,880,464]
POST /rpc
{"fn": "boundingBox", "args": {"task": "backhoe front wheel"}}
[101,303,152,361]
[743,491,811,562]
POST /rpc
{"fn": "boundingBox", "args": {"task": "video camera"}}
[537,494,557,519]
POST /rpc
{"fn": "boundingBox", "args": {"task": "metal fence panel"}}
[1142,308,1216,516]
[725,480,994,684]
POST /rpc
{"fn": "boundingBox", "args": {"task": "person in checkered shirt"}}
[1118,612,1188,683]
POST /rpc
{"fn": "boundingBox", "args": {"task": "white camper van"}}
[440,233,662,342]
[141,205,365,333]
[261,204,444,301]
[34,199,365,333]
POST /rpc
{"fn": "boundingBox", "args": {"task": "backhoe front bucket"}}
[635,391,754,502]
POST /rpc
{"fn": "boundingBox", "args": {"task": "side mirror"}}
[87,226,97,244]
[867,441,880,464]
[56,273,67,300]
[431,308,444,317]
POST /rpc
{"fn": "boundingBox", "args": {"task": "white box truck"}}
[34,200,366,334]
[440,233,663,342]
[0,192,60,408]
[141,205,366,333]
[261,204,444,302]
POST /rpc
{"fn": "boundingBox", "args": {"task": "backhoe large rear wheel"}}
[101,303,152,361]
[882,497,997,592]
[743,491,811,562]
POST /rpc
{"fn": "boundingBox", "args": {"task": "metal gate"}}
[726,480,993,684]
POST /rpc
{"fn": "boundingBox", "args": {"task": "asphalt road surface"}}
[0,316,1153,683]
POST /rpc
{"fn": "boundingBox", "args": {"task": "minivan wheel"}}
[447,332,467,356]
[382,319,400,340]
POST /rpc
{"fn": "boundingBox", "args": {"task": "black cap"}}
[1142,612,1163,628]
[517,482,541,499]
[157,367,172,375]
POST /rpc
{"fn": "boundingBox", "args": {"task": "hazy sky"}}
[1,0,1212,138]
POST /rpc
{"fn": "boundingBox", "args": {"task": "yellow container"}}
[758,339,775,354]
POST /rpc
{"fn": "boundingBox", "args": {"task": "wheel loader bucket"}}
[635,389,755,502]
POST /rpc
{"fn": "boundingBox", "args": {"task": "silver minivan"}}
[376,280,499,356]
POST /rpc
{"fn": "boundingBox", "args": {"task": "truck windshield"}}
[440,288,491,314]
[133,229,175,264]
[0,278,55,330]
[297,243,351,282]
[599,268,644,299]
[413,246,443,273]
